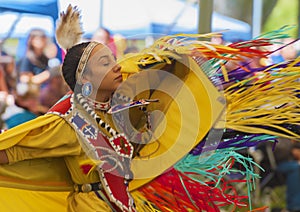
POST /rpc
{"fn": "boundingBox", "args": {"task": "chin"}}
[109,82,120,92]
[115,83,122,90]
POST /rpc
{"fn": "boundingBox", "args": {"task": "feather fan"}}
[55,4,83,50]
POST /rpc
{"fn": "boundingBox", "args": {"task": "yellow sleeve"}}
[0,114,81,164]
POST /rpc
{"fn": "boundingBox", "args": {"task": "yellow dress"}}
[0,113,112,212]
[0,56,224,212]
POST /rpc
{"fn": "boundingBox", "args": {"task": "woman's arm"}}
[31,70,50,84]
[0,114,80,164]
[20,70,50,84]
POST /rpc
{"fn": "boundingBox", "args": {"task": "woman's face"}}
[83,44,123,97]
[31,35,48,50]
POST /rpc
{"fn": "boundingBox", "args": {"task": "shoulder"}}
[48,92,73,116]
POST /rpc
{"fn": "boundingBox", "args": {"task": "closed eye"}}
[98,56,109,66]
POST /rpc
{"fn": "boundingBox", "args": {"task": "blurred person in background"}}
[280,38,298,61]
[124,39,139,54]
[277,141,300,212]
[91,27,117,57]
[39,65,69,110]
[0,50,17,94]
[210,34,225,45]
[0,68,8,93]
[18,29,50,85]
[1,82,48,129]
[0,92,8,129]
[0,50,16,129]
[270,38,298,64]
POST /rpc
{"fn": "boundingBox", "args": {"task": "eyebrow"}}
[97,55,109,62]
[98,54,116,62]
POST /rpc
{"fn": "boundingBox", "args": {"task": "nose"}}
[112,64,121,73]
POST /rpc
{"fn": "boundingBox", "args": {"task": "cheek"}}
[100,73,115,87]
[87,68,107,85]
[100,72,121,91]
[88,66,118,90]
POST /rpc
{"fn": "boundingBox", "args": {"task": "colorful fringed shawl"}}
[118,26,300,211]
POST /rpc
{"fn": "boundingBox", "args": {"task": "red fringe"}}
[228,38,273,58]
[138,168,250,212]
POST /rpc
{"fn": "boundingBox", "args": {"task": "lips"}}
[115,75,123,81]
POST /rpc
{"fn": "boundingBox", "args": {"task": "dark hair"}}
[27,29,47,54]
[26,28,49,68]
[62,42,90,91]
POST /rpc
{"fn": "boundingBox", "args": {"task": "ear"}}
[81,78,88,84]
[80,74,90,85]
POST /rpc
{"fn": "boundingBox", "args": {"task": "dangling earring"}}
[82,82,93,97]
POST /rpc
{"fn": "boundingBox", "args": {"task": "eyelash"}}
[101,56,115,66]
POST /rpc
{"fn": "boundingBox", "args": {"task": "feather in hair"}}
[55,4,83,50]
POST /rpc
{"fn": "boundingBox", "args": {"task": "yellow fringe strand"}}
[131,191,162,212]
[224,57,300,140]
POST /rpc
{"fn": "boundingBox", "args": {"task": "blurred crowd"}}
[0,27,139,129]
[0,27,299,211]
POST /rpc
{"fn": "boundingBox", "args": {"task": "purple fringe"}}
[190,134,276,156]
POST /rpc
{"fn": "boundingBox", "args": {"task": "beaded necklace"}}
[86,97,111,111]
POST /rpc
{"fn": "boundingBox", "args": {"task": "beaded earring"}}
[82,82,93,97]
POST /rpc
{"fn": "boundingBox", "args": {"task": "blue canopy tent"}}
[0,0,61,60]
[0,0,58,20]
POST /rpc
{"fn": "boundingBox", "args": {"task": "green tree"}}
[263,0,298,37]
[213,0,298,37]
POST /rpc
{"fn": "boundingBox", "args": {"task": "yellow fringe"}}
[221,62,229,82]
[131,191,162,212]
[225,57,300,140]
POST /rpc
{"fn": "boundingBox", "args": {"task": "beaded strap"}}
[76,93,117,137]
